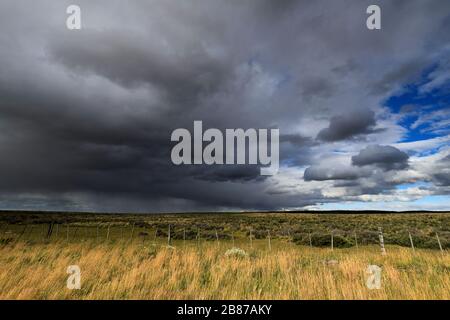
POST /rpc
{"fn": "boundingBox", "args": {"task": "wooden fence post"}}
[378,227,386,256]
[232,232,235,248]
[130,223,135,241]
[46,223,54,239]
[267,230,272,251]
[26,225,34,241]
[436,232,443,254]
[16,225,28,243]
[106,224,111,241]
[168,225,171,246]
[215,230,219,246]
[331,232,334,251]
[409,232,415,252]
[249,229,253,249]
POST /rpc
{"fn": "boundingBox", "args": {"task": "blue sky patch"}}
[385,65,450,143]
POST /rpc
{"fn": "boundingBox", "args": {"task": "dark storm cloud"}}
[332,180,362,188]
[47,30,232,108]
[431,155,450,186]
[304,165,369,181]
[433,173,450,186]
[192,165,265,183]
[331,60,359,76]
[370,59,427,95]
[279,134,317,167]
[317,109,378,142]
[280,134,314,147]
[0,0,449,212]
[299,77,335,100]
[352,145,409,170]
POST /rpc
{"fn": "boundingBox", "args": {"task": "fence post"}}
[378,227,386,256]
[153,229,158,245]
[197,228,200,247]
[16,225,28,243]
[26,225,33,241]
[130,223,135,241]
[436,232,443,254]
[408,232,415,252]
[215,229,219,246]
[267,230,272,251]
[46,223,54,239]
[168,225,171,246]
[331,232,334,251]
[142,230,146,245]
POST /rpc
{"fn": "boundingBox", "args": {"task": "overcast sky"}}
[0,0,449,212]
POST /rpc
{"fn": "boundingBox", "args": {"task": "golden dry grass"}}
[0,240,448,300]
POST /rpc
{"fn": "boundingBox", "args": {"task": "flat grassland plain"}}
[0,211,449,300]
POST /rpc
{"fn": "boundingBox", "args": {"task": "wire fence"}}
[0,222,448,253]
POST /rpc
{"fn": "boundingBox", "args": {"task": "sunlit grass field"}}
[0,239,448,300]
[0,212,449,300]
